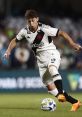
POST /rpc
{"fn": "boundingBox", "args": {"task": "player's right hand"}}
[72,43,82,51]
[4,50,10,59]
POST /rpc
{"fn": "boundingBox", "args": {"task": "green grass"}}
[0,93,82,117]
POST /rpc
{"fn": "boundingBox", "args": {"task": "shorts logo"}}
[51,58,55,63]
[27,36,30,38]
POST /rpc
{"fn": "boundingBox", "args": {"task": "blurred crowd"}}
[0,16,82,70]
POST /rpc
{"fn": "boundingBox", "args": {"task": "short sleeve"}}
[16,29,25,41]
[42,25,59,37]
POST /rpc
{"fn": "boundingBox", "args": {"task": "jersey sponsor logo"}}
[31,42,44,48]
[26,36,30,38]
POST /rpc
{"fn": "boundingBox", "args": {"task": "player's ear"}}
[37,17,39,22]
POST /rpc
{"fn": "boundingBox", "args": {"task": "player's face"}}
[27,17,39,32]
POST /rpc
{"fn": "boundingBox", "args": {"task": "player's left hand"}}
[72,43,82,51]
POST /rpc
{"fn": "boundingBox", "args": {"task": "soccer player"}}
[4,10,82,111]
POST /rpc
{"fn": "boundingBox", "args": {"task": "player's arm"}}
[4,38,17,59]
[58,30,82,51]
[4,29,24,59]
[42,25,82,51]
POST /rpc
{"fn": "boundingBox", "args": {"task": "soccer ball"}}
[41,98,56,111]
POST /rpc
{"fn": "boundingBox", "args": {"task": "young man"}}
[4,10,82,111]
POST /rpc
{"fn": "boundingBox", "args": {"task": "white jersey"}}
[16,23,59,54]
[16,23,60,85]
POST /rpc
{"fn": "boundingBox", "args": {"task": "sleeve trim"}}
[55,29,59,37]
[15,38,20,42]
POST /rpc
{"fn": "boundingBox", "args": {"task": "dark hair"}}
[25,9,38,19]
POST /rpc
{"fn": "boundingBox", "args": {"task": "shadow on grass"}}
[0,107,38,110]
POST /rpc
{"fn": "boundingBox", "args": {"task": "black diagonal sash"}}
[32,30,44,54]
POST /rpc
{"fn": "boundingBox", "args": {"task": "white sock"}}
[48,88,58,96]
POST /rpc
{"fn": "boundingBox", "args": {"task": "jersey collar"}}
[26,23,42,33]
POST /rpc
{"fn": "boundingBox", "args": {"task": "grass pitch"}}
[0,93,82,117]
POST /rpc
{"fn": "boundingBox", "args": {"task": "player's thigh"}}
[47,50,60,75]
[39,67,54,86]
[48,50,61,69]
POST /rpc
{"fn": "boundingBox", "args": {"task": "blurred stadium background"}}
[0,0,82,116]
[0,0,82,92]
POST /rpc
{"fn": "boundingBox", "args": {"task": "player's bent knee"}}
[48,65,59,76]
[48,65,62,81]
